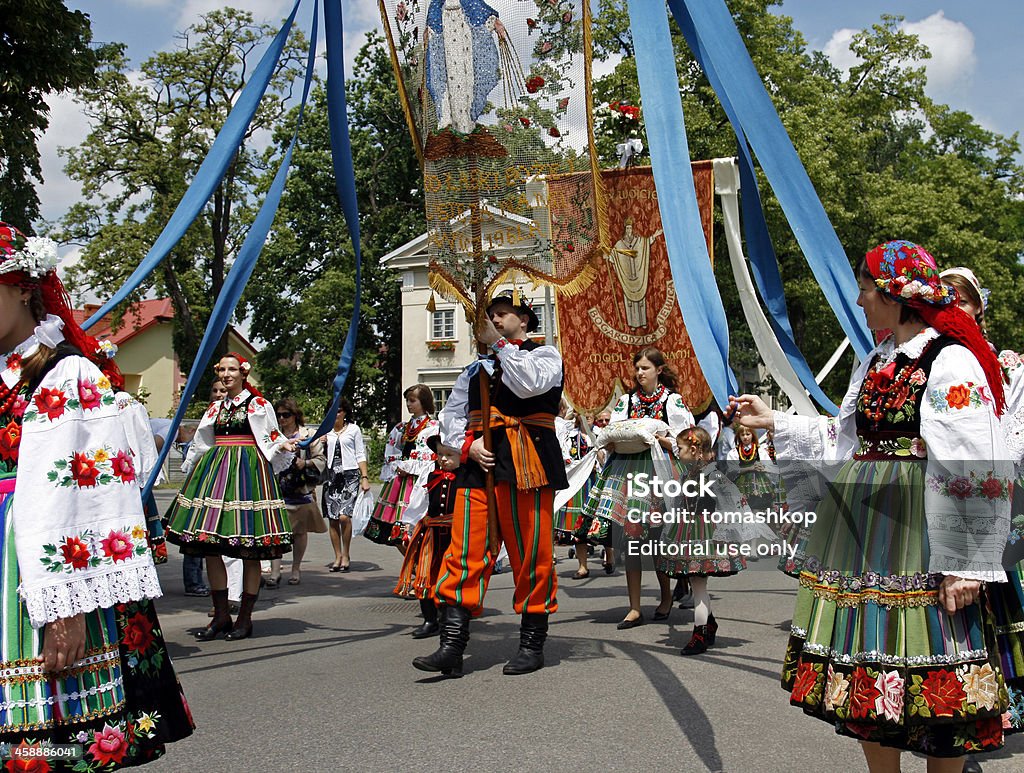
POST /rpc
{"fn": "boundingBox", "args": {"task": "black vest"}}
[460,340,568,490]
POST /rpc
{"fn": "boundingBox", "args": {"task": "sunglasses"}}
[276,412,293,419]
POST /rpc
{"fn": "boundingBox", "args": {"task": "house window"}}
[532,303,546,336]
[432,388,453,410]
[431,309,455,340]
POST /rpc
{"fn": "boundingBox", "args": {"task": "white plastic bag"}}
[351,489,374,537]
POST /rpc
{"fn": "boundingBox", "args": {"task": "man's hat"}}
[486,291,540,333]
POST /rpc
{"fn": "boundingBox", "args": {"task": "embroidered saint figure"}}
[608,218,662,328]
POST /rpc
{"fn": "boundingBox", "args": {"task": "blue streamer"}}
[678,0,872,358]
[628,1,737,406]
[83,0,304,331]
[669,0,839,414]
[300,0,364,446]
[143,4,319,494]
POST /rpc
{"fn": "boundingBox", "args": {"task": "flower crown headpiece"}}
[0,223,60,280]
[865,240,956,308]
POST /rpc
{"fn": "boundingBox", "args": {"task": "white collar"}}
[1,315,66,388]
[226,388,252,406]
[874,328,940,366]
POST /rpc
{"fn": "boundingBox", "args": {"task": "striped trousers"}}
[435,482,558,616]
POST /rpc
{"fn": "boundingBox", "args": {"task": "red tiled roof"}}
[71,298,175,346]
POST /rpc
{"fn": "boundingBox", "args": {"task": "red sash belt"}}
[469,408,554,490]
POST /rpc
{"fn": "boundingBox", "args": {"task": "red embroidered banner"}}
[551,163,714,414]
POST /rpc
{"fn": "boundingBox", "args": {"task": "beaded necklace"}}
[0,380,24,419]
[737,441,758,463]
[859,341,934,431]
[629,384,667,419]
[401,414,431,445]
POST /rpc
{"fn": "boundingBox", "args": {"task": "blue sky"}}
[36,0,1022,227]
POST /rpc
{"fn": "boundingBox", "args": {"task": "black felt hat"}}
[486,291,540,333]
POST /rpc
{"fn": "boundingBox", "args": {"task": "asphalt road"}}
[146,491,1024,772]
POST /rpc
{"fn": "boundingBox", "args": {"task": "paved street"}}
[146,491,1024,772]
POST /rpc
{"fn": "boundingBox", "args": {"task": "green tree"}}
[243,31,425,428]
[59,8,307,381]
[0,0,99,229]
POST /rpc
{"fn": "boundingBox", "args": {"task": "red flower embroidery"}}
[70,452,100,487]
[11,395,27,418]
[60,536,91,569]
[975,717,1004,748]
[111,450,136,484]
[919,670,967,717]
[0,419,20,462]
[525,75,545,93]
[790,662,819,703]
[269,430,280,441]
[33,387,68,420]
[980,477,1004,500]
[518,116,531,127]
[945,384,972,409]
[77,379,103,411]
[121,611,155,654]
[100,530,134,563]
[848,666,881,719]
[946,476,974,500]
[88,724,129,766]
[548,126,561,138]
[5,353,22,371]
[6,743,51,772]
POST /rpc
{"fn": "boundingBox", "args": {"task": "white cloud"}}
[36,91,92,226]
[821,12,976,104]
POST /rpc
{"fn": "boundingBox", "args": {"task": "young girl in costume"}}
[365,384,438,547]
[581,347,693,628]
[0,223,193,766]
[394,436,460,638]
[731,241,1012,769]
[165,352,296,640]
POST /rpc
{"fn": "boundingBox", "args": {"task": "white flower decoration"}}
[0,235,60,278]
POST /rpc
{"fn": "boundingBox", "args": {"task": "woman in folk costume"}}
[731,241,1013,769]
[165,352,296,641]
[581,347,694,629]
[0,223,193,767]
[726,424,778,512]
[365,384,438,548]
[394,436,460,639]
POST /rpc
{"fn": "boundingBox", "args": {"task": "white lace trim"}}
[19,563,163,629]
[945,571,1008,583]
[875,327,941,367]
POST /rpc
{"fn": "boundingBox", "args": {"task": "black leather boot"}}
[410,598,439,639]
[413,605,469,676]
[503,612,548,675]
[681,625,710,656]
[225,591,258,641]
[196,589,233,640]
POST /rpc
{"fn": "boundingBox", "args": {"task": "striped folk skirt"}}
[0,474,194,767]
[554,474,593,540]
[781,459,1008,757]
[393,514,453,599]
[164,441,292,560]
[366,473,422,546]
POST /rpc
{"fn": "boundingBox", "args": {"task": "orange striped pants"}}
[434,482,558,616]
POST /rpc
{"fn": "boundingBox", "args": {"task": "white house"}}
[381,205,557,409]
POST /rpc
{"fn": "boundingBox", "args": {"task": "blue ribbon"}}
[628,1,738,406]
[83,0,304,331]
[676,0,872,359]
[669,0,838,414]
[143,4,319,494]
[300,0,364,447]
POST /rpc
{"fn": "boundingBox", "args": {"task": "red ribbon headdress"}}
[0,222,124,387]
[864,240,1005,415]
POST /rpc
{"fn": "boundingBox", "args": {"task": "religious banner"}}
[378,0,607,313]
[550,163,715,413]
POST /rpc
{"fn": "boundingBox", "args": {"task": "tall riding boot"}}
[503,612,548,675]
[410,598,440,639]
[412,605,469,676]
[225,591,258,641]
[196,589,233,641]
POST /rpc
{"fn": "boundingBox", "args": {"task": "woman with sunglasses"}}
[322,397,371,571]
[266,398,327,587]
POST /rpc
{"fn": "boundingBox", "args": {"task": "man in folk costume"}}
[413,292,567,676]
